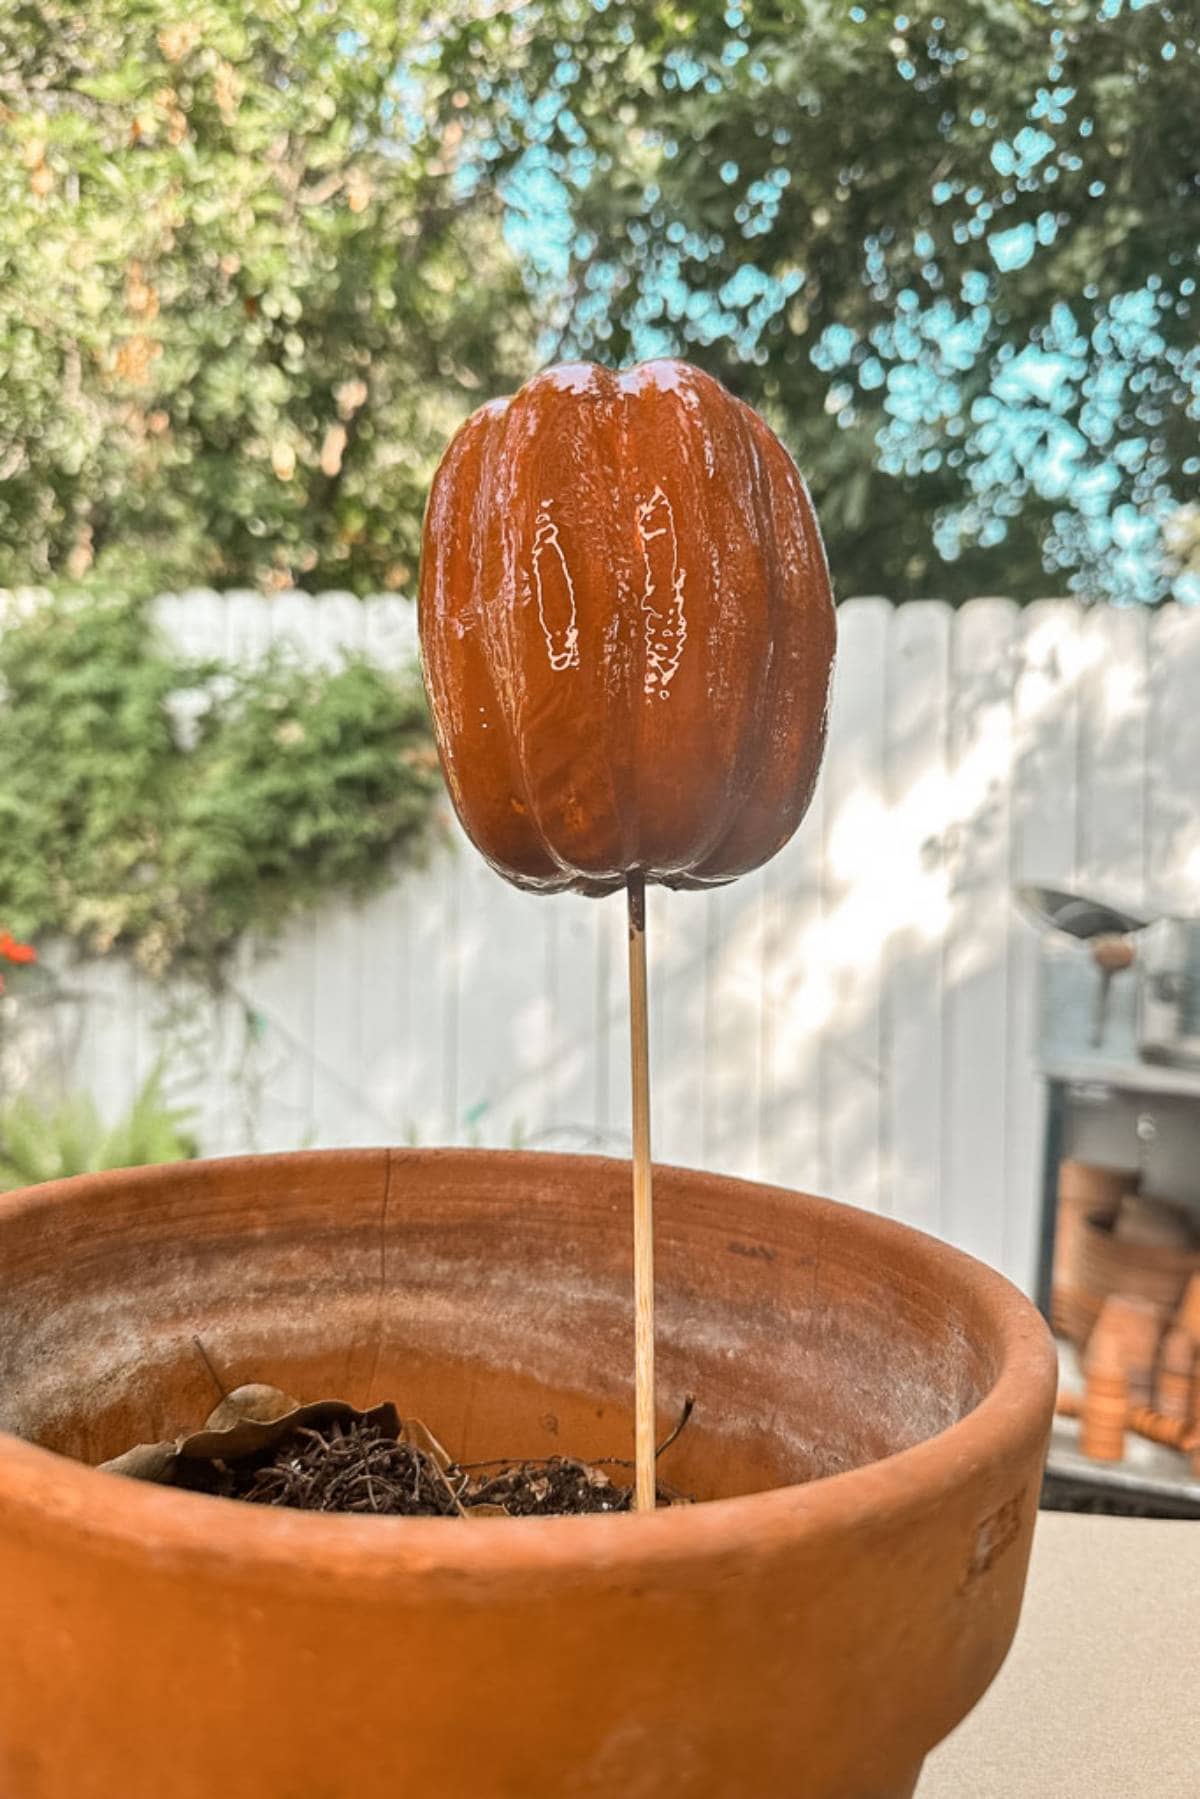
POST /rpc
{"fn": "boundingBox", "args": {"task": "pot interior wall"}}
[0,1151,996,1501]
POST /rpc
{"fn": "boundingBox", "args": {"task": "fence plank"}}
[309,600,374,1145]
[598,890,633,1156]
[943,598,1018,1269]
[271,591,321,668]
[235,593,321,1148]
[758,749,826,1194]
[884,600,952,1236]
[647,881,709,1171]
[1147,604,1200,916]
[163,592,236,1153]
[448,839,554,1149]
[704,872,770,1179]
[818,597,891,1214]
[362,593,419,672]
[388,815,463,1144]
[537,889,611,1154]
[223,589,275,669]
[67,954,140,1132]
[1076,605,1150,911]
[355,877,414,1145]
[1006,599,1083,1292]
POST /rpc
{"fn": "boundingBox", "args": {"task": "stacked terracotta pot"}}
[1051,1163,1200,1470]
[1053,1161,1200,1348]
[1062,1271,1200,1474]
[1051,1159,1131,1343]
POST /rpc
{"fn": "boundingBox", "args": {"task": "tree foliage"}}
[0,1,532,593]
[434,0,1200,602]
[0,1,1196,603]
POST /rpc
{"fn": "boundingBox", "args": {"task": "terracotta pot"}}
[1051,1161,1130,1344]
[1178,1271,1200,1341]
[1113,1192,1195,1251]
[1074,1207,1200,1337]
[1127,1406,1192,1451]
[0,1150,1055,1799]
[1156,1324,1196,1421]
[1080,1334,1128,1463]
[1088,1294,1166,1408]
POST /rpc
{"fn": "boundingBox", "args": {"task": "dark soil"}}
[178,1416,690,1517]
[456,1454,646,1516]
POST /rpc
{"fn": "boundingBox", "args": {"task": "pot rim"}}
[0,1148,1056,1581]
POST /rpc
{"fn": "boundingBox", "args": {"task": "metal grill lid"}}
[1016,884,1149,941]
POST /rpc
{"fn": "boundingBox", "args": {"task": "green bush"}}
[0,590,441,978]
[0,1069,196,1189]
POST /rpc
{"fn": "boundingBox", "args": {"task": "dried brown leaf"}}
[99,1397,399,1486]
[203,1383,300,1432]
[179,1398,400,1466]
[97,1440,179,1482]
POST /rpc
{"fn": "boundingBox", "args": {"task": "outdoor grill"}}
[1026,887,1200,1219]
[1023,885,1200,1516]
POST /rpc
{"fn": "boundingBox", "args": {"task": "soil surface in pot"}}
[100,1377,695,1517]
[217,1417,687,1515]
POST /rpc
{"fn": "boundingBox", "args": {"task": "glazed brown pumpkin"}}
[419,359,836,894]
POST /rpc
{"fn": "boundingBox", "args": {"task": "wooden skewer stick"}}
[627,873,656,1513]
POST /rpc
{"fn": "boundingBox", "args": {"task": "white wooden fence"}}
[15,591,1200,1293]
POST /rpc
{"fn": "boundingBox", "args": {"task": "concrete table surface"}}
[920,1512,1200,1797]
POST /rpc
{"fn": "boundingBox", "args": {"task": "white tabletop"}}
[919,1512,1200,1797]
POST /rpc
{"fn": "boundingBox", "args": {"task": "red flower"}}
[0,931,37,965]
